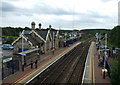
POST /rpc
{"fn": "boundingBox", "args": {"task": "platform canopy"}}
[17,48,39,56]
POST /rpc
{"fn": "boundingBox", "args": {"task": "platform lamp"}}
[21,30,25,71]
[104,33,108,68]
[103,33,108,79]
[36,46,40,60]
[52,32,55,55]
[64,33,67,47]
[98,33,101,59]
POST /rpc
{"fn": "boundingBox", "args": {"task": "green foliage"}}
[24,27,30,30]
[109,57,120,85]
[80,34,93,41]
[108,25,120,85]
[59,30,73,33]
[73,29,79,31]
[1,27,31,36]
[6,36,15,44]
[65,34,70,39]
[80,29,111,36]
[109,26,120,47]
[2,27,20,36]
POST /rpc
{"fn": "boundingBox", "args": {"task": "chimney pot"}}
[31,21,35,30]
[39,23,42,29]
[49,25,52,28]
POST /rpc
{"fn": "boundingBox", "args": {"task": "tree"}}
[109,25,120,85]
[2,27,23,36]
[6,36,15,44]
[24,27,30,30]
[109,26,120,47]
[110,51,120,85]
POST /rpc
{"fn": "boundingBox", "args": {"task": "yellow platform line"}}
[14,69,39,83]
[92,42,95,85]
[90,42,95,84]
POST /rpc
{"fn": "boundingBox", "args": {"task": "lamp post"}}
[36,46,40,60]
[102,33,108,79]
[52,32,55,55]
[95,33,98,41]
[21,30,25,71]
[65,33,67,47]
[2,58,3,80]
[104,33,108,68]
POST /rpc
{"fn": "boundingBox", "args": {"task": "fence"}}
[2,59,19,79]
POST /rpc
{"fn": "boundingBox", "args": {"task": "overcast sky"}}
[0,0,119,30]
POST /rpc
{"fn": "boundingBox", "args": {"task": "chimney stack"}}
[39,23,42,29]
[31,21,35,30]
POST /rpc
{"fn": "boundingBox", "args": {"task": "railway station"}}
[1,1,120,84]
[1,20,119,85]
[2,34,113,85]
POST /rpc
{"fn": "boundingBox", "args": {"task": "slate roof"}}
[34,29,48,40]
[24,34,43,46]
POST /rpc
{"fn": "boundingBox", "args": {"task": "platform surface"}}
[2,42,80,84]
[82,41,111,85]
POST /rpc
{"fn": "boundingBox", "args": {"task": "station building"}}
[12,22,59,54]
[11,22,60,66]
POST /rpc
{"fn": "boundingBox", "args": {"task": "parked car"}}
[1,44,14,50]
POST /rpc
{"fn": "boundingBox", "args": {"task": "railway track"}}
[27,38,93,85]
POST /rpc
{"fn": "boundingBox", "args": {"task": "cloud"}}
[100,0,112,2]
[37,10,110,29]
[100,0,118,3]
[2,1,80,17]
[1,1,33,16]
[86,10,108,18]
[1,0,118,29]
[22,3,80,16]
[2,1,16,12]
[31,4,73,15]
[118,1,120,25]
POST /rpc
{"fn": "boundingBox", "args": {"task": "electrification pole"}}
[21,30,24,71]
[104,33,108,68]
[52,32,55,55]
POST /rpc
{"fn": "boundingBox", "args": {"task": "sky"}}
[0,0,119,30]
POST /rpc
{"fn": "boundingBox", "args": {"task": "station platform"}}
[2,41,80,84]
[82,42,111,85]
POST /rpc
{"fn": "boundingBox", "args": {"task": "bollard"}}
[102,68,107,79]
